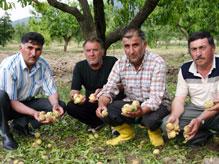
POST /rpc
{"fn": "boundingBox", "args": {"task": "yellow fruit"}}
[132,100,140,108]
[13,159,19,164]
[174,124,180,131]
[101,108,108,117]
[183,125,190,133]
[89,93,96,102]
[153,149,160,155]
[121,104,132,114]
[35,139,42,145]
[53,111,60,118]
[32,142,38,147]
[94,133,99,138]
[168,130,176,139]
[166,123,174,131]
[204,99,214,108]
[34,132,41,138]
[18,161,24,164]
[47,143,52,148]
[41,154,48,160]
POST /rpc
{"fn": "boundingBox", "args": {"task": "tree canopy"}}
[0,13,14,47]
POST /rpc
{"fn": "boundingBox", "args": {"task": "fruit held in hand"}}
[183,125,190,143]
[166,122,180,139]
[101,107,108,117]
[39,111,60,123]
[204,99,214,108]
[89,93,97,103]
[121,100,140,115]
[73,93,85,104]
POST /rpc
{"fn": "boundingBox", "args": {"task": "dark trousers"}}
[0,90,66,131]
[66,101,103,128]
[102,100,169,130]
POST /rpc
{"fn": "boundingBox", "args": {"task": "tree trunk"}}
[63,37,71,52]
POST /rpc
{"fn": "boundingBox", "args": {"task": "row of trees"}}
[1,0,219,51]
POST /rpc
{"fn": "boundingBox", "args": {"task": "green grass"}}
[0,43,219,163]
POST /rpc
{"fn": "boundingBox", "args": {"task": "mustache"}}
[195,56,205,61]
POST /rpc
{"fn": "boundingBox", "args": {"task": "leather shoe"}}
[2,133,18,150]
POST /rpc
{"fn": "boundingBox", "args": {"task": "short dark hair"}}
[83,36,104,49]
[188,31,215,49]
[122,27,146,41]
[21,32,45,46]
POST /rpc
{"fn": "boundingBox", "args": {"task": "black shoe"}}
[11,123,34,137]
[2,133,18,150]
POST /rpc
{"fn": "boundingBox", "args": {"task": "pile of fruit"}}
[38,111,60,123]
[121,100,140,115]
[166,122,180,139]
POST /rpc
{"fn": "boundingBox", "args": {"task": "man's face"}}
[122,35,146,67]
[189,38,215,68]
[84,41,104,68]
[20,41,43,69]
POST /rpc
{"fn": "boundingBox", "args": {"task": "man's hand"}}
[167,114,179,125]
[186,118,202,140]
[52,104,64,116]
[96,106,106,118]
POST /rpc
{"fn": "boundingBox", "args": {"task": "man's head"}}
[83,37,104,70]
[122,27,146,68]
[20,32,45,69]
[188,31,215,69]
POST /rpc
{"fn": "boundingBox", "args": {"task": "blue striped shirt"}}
[0,53,57,101]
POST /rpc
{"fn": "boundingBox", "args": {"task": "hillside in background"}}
[12,17,30,26]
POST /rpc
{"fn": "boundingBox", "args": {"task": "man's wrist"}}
[196,117,205,125]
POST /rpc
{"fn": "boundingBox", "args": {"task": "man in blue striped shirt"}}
[0,32,65,150]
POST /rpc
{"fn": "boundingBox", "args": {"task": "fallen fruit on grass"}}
[32,142,38,147]
[34,132,41,138]
[89,93,96,103]
[35,139,42,145]
[13,159,19,164]
[94,133,99,138]
[47,143,52,148]
[153,149,160,155]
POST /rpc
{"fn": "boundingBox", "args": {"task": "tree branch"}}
[93,0,106,42]
[105,0,160,49]
[47,0,83,21]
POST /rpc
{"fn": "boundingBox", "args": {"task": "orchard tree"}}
[0,13,14,47]
[32,3,81,52]
[4,0,159,51]
[150,0,219,40]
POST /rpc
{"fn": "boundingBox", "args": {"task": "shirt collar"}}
[125,50,148,71]
[189,56,216,76]
[19,52,40,72]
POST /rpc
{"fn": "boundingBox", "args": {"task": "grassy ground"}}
[0,42,219,163]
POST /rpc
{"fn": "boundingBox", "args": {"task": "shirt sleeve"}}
[141,59,166,111]
[0,67,18,100]
[175,68,188,97]
[42,63,57,96]
[97,60,121,100]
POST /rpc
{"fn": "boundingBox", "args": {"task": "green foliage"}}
[0,13,14,47]
[13,23,30,42]
[30,2,82,51]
